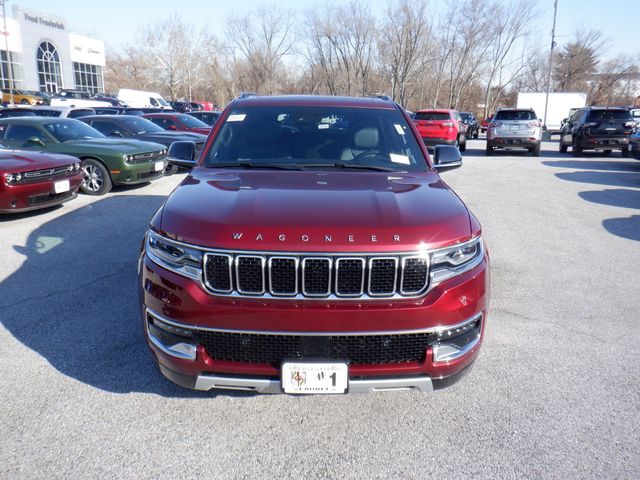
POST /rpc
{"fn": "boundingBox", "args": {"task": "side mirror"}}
[433,145,462,171]
[109,130,123,137]
[167,141,196,167]
[27,136,45,146]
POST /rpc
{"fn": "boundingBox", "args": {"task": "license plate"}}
[54,180,70,194]
[281,362,348,394]
[510,125,520,130]
[154,161,164,172]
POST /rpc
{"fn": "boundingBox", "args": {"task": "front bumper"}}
[111,159,167,185]
[139,249,490,393]
[0,172,83,213]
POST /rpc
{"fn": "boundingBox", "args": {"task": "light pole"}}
[542,0,558,130]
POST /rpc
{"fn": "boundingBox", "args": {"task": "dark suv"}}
[459,112,479,139]
[559,107,635,156]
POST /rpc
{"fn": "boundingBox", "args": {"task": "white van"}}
[117,89,171,109]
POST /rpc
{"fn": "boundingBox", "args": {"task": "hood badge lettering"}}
[233,233,401,243]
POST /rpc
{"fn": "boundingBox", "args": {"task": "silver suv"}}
[486,108,542,156]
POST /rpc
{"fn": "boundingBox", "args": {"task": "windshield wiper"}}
[300,162,399,172]
[208,162,303,170]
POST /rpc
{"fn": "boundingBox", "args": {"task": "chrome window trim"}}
[146,307,483,337]
[235,255,266,295]
[334,257,365,297]
[400,255,430,295]
[367,257,398,297]
[301,257,332,297]
[268,256,299,296]
[203,253,234,294]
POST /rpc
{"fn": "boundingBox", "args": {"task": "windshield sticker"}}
[227,114,246,122]
[318,123,330,129]
[394,124,405,135]
[390,153,410,165]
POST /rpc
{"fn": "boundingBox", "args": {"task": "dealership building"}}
[0,5,105,94]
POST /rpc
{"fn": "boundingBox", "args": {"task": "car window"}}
[90,120,122,136]
[43,120,105,141]
[5,124,48,142]
[149,97,159,107]
[586,110,632,122]
[33,109,61,117]
[493,110,536,121]
[205,105,428,172]
[152,117,178,129]
[178,114,208,129]
[414,112,450,121]
[68,109,95,118]
[122,116,164,134]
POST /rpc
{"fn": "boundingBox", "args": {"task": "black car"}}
[560,107,635,156]
[122,107,176,116]
[459,112,479,139]
[186,110,221,126]
[169,101,193,112]
[80,115,206,172]
[0,108,36,118]
[93,107,126,115]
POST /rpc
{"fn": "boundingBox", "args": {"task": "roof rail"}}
[236,92,258,100]
[367,94,393,102]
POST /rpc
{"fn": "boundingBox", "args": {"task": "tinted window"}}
[193,112,220,126]
[43,120,105,141]
[206,105,427,172]
[586,110,632,122]
[149,117,177,129]
[149,97,159,107]
[414,112,451,121]
[5,124,45,142]
[121,116,164,134]
[0,110,36,118]
[178,114,208,129]
[460,113,474,121]
[32,109,61,117]
[90,120,123,136]
[68,109,95,118]
[493,110,536,121]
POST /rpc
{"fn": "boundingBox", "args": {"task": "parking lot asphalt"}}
[1,139,639,479]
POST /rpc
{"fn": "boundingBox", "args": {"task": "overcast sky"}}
[9,0,636,59]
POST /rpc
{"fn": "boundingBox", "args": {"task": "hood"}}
[63,138,165,154]
[0,149,77,172]
[157,169,472,252]
[138,131,206,146]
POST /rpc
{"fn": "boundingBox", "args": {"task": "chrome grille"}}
[20,165,74,183]
[203,251,430,299]
[128,151,164,164]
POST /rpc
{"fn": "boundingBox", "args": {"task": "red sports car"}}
[139,94,489,394]
[0,149,83,213]
[141,113,211,136]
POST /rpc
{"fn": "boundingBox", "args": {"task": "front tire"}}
[572,140,583,157]
[559,141,568,153]
[530,143,541,157]
[459,135,467,152]
[485,143,494,156]
[81,159,112,196]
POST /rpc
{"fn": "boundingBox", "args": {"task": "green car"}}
[0,117,168,195]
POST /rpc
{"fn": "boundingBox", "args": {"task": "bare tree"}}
[554,28,606,92]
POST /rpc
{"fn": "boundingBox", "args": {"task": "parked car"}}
[486,108,542,156]
[0,149,83,213]
[413,109,467,151]
[459,112,479,139]
[80,115,207,171]
[0,108,36,118]
[32,106,96,119]
[560,108,581,131]
[480,115,493,133]
[186,110,221,127]
[93,107,126,115]
[140,94,489,394]
[92,93,127,107]
[123,107,175,116]
[169,101,193,113]
[50,90,112,108]
[559,107,634,156]
[2,89,43,106]
[194,101,215,111]
[626,129,640,159]
[26,91,51,105]
[142,112,211,135]
[0,118,167,195]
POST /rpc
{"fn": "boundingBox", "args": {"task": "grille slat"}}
[202,252,430,299]
[196,330,431,365]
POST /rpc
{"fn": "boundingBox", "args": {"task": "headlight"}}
[430,236,484,284]
[4,172,22,184]
[124,154,132,163]
[74,162,80,171]
[146,229,203,281]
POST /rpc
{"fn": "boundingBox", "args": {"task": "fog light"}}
[147,313,197,360]
[432,314,482,363]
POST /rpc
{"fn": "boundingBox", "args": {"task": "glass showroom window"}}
[0,50,22,89]
[73,62,104,94]
[37,42,63,93]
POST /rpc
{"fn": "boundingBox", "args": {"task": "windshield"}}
[205,105,427,172]
[414,112,450,121]
[157,97,169,106]
[196,112,220,126]
[178,114,208,129]
[44,119,105,141]
[460,113,474,121]
[122,116,165,134]
[586,110,632,121]
[494,110,536,121]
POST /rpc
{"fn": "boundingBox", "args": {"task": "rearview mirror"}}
[167,141,196,167]
[433,145,462,171]
[27,136,45,146]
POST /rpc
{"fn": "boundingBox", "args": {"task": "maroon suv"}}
[141,113,211,135]
[0,150,83,213]
[139,95,489,394]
